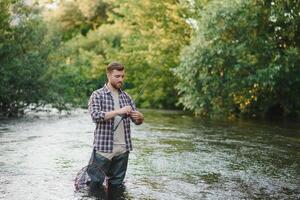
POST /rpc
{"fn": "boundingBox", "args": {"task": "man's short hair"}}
[107,62,124,73]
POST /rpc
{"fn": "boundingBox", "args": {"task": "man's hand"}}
[118,106,132,116]
[130,111,144,125]
[104,106,132,121]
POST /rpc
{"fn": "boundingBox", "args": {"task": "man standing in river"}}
[88,62,144,190]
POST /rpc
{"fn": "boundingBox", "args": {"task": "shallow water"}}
[0,109,299,199]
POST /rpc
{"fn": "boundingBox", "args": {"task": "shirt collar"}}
[103,83,124,94]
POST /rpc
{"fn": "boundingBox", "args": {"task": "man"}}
[88,62,144,190]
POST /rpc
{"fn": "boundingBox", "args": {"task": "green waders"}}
[87,150,129,190]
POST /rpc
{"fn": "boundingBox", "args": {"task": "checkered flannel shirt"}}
[88,84,136,153]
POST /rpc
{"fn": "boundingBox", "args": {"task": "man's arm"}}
[88,92,105,123]
[125,93,144,125]
[89,92,132,122]
[124,92,144,125]
[130,111,144,125]
[104,106,132,121]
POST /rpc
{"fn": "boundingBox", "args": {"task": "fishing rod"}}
[112,66,161,133]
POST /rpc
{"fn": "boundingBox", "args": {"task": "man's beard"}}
[111,82,122,89]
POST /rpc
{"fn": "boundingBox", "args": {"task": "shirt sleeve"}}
[88,92,105,123]
[126,93,137,111]
[125,93,140,124]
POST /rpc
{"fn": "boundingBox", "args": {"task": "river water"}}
[0,109,299,200]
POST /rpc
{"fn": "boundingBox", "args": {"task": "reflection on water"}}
[0,109,299,199]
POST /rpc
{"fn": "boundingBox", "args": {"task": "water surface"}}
[0,109,299,199]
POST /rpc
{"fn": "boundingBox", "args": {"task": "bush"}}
[174,0,300,117]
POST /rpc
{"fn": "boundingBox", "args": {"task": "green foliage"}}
[174,0,300,117]
[103,0,191,108]
[3,0,298,118]
[45,31,109,109]
[44,0,111,41]
[47,0,191,109]
[0,0,55,116]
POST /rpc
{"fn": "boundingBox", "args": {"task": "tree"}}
[45,32,106,109]
[46,0,191,109]
[44,0,111,41]
[0,0,55,116]
[174,0,300,117]
[96,0,191,108]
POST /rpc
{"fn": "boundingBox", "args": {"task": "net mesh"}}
[74,162,109,192]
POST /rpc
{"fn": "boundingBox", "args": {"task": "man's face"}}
[107,69,125,89]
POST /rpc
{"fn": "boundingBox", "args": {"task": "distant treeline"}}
[0,0,299,118]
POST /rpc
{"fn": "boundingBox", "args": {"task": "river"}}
[0,109,299,199]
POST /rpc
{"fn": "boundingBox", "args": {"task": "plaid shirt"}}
[88,84,136,153]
